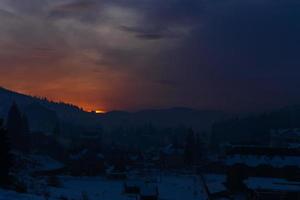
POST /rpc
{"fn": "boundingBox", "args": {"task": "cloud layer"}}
[0,0,300,112]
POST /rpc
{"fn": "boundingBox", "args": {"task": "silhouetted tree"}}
[0,119,12,187]
[7,102,23,135]
[226,164,247,192]
[22,115,30,135]
[184,129,196,165]
[195,133,206,163]
[53,122,60,137]
[6,102,30,152]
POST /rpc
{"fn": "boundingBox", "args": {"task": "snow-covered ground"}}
[0,174,208,200]
[0,189,44,200]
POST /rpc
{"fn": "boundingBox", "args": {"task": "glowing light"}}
[95,110,106,114]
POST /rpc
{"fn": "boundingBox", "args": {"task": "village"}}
[0,92,300,200]
[1,126,299,200]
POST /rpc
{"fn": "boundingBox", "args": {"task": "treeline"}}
[0,102,65,191]
[0,119,12,187]
[6,102,31,152]
[0,102,32,188]
[211,105,300,146]
[31,95,85,113]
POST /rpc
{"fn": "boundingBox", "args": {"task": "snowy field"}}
[0,174,208,200]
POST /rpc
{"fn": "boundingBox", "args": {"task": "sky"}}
[0,0,300,112]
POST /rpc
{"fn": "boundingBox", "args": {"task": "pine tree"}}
[7,102,23,137]
[184,129,196,166]
[53,122,60,137]
[22,115,30,135]
[21,114,31,152]
[6,102,30,152]
[0,119,12,187]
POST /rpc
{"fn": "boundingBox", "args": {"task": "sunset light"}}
[95,110,106,114]
[0,1,299,199]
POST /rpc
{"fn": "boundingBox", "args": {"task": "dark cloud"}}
[135,33,165,40]
[119,25,176,40]
[48,0,100,21]
[1,0,300,111]
[53,1,95,12]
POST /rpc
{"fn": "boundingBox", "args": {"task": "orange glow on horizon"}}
[95,110,106,114]
[0,86,108,113]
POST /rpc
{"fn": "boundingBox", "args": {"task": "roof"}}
[30,155,64,171]
[244,177,300,192]
[161,144,184,155]
[226,146,300,156]
[226,154,300,168]
[204,174,227,194]
[69,149,88,160]
[272,129,300,137]
[125,179,143,188]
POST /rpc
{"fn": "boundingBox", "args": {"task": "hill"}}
[211,105,300,146]
[0,87,226,135]
[0,87,101,134]
[101,107,226,132]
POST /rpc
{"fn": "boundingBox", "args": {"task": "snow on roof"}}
[30,155,64,171]
[105,165,115,174]
[162,144,175,155]
[161,144,184,155]
[274,129,300,137]
[244,177,300,192]
[125,179,144,187]
[226,155,300,168]
[226,146,300,156]
[0,189,43,200]
[204,174,227,194]
[69,149,88,160]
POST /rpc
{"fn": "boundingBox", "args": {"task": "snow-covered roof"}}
[30,155,64,171]
[69,149,88,160]
[226,146,300,156]
[125,179,143,188]
[204,174,227,194]
[226,155,300,168]
[272,129,300,137]
[244,177,300,192]
[161,144,184,155]
[0,189,44,200]
[162,144,175,155]
[105,165,115,174]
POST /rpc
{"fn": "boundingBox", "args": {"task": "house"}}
[202,174,229,200]
[124,179,143,194]
[68,149,105,175]
[160,144,185,168]
[225,146,300,178]
[30,131,66,160]
[106,166,127,180]
[225,145,300,194]
[270,128,300,148]
[28,154,65,176]
[244,177,300,200]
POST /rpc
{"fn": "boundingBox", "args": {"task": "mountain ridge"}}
[0,87,227,133]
